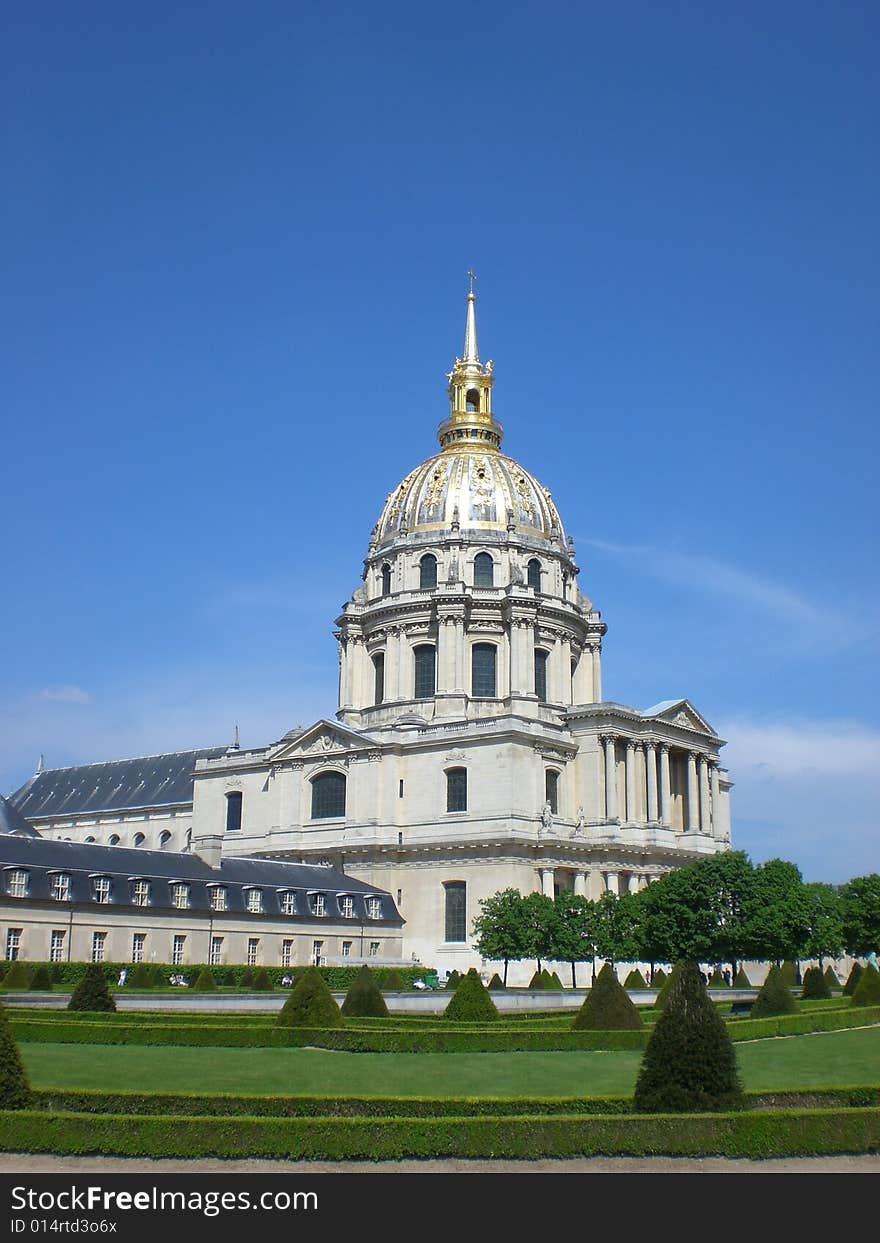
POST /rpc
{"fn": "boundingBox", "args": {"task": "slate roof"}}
[10,747,228,819]
[0,795,40,837]
[0,835,401,923]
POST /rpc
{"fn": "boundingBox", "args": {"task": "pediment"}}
[270,719,375,762]
[644,699,716,736]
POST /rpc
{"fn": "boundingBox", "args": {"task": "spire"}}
[463,269,479,364]
[35,753,45,774]
[226,724,240,756]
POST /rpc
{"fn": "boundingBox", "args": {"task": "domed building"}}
[9,282,732,981]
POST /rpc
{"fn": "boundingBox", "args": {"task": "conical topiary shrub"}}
[276,967,343,1028]
[823,965,840,990]
[67,964,116,1012]
[444,970,461,991]
[487,972,505,991]
[0,1000,32,1109]
[651,967,667,989]
[780,960,799,986]
[634,961,744,1113]
[708,968,728,988]
[573,962,643,1031]
[624,969,647,989]
[2,962,34,990]
[733,967,752,988]
[29,965,52,990]
[654,962,685,1010]
[128,963,152,988]
[843,961,863,997]
[443,968,499,1022]
[342,965,389,1018]
[381,968,405,991]
[550,971,564,990]
[751,964,796,1018]
[148,965,165,987]
[239,968,254,989]
[528,969,543,989]
[252,968,273,991]
[801,965,832,1000]
[851,961,880,1007]
[192,968,217,992]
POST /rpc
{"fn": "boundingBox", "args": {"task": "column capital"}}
[625,738,637,752]
[644,739,657,752]
[600,732,616,745]
[658,742,670,755]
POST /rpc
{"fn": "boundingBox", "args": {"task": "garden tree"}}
[800,965,831,1000]
[444,970,461,990]
[443,968,499,1022]
[192,968,217,992]
[843,961,863,996]
[851,961,880,1007]
[633,962,744,1113]
[251,969,273,991]
[572,962,643,1031]
[2,962,34,990]
[801,883,844,971]
[624,969,647,989]
[239,968,254,989]
[381,968,405,990]
[823,965,840,990]
[651,967,667,988]
[552,892,596,988]
[487,973,505,991]
[654,962,684,1010]
[591,891,640,966]
[471,889,530,986]
[733,967,752,988]
[276,967,343,1028]
[0,1000,31,1109]
[745,859,810,965]
[708,968,728,988]
[521,891,559,976]
[68,964,116,1012]
[341,966,388,1018]
[128,963,152,988]
[751,964,796,1018]
[29,965,52,990]
[840,875,880,957]
[780,961,800,986]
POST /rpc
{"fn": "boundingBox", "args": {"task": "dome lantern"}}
[438,272,503,452]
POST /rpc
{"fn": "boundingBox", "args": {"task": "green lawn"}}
[21,1026,880,1098]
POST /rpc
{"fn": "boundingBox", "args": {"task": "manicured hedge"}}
[0,961,430,991]
[1,1107,878,1159]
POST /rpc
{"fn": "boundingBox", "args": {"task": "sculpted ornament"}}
[540,802,553,833]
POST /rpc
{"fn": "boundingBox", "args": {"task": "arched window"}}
[444,881,467,942]
[132,833,145,848]
[381,563,392,596]
[311,772,346,819]
[527,558,542,591]
[535,648,549,701]
[471,643,497,697]
[225,791,242,832]
[84,835,96,843]
[446,768,467,813]
[473,552,494,587]
[466,388,480,412]
[158,830,172,850]
[373,652,385,705]
[419,553,438,590]
[108,834,120,846]
[413,644,436,700]
[545,769,559,815]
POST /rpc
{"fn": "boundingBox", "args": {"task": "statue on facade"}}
[540,802,553,833]
[572,806,585,836]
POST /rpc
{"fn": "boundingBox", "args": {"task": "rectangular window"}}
[535,648,549,701]
[209,936,223,967]
[446,768,467,813]
[280,891,296,916]
[341,940,352,958]
[312,894,326,917]
[373,652,385,705]
[396,889,402,906]
[471,644,497,697]
[312,940,324,965]
[247,937,259,966]
[366,896,382,920]
[171,934,186,966]
[340,895,354,918]
[246,889,263,914]
[51,873,71,902]
[7,870,28,898]
[132,880,150,907]
[93,876,111,904]
[368,941,379,958]
[171,883,189,910]
[210,886,227,912]
[280,939,294,968]
[91,931,107,963]
[413,645,436,699]
[444,881,467,943]
[131,932,146,964]
[50,930,65,962]
[6,928,22,960]
[225,791,242,831]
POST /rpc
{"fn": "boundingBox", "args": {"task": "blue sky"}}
[2,2,878,882]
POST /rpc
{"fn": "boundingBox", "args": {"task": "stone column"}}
[710,763,721,838]
[603,735,618,821]
[625,740,637,824]
[591,643,602,702]
[698,755,711,833]
[687,752,699,832]
[453,618,465,692]
[573,871,587,897]
[338,639,352,709]
[571,646,593,704]
[436,618,451,693]
[508,620,524,694]
[560,635,572,705]
[350,636,366,708]
[604,871,619,895]
[645,742,658,823]
[659,744,671,826]
[397,628,410,700]
[541,868,555,898]
[384,630,399,701]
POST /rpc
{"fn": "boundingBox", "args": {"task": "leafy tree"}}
[840,875,880,957]
[634,962,744,1113]
[552,893,596,988]
[800,965,831,1000]
[851,961,880,1007]
[521,891,559,975]
[573,962,643,1031]
[591,891,640,966]
[443,968,498,1021]
[843,961,863,996]
[68,964,116,1012]
[341,966,388,1018]
[472,889,530,986]
[751,964,796,1018]
[276,967,343,1028]
[192,968,217,992]
[802,883,844,970]
[744,859,810,965]
[0,1000,31,1109]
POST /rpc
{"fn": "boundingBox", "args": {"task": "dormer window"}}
[92,876,112,904]
[131,879,150,907]
[312,893,326,917]
[366,896,382,920]
[6,869,28,898]
[246,887,263,914]
[340,895,354,918]
[210,885,227,912]
[279,891,297,916]
[50,873,71,902]
[170,882,190,910]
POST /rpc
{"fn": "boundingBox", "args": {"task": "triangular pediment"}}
[643,699,716,736]
[269,719,375,762]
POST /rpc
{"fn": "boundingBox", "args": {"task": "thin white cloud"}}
[719,716,880,781]
[35,686,91,705]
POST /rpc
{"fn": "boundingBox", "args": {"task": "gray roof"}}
[10,747,227,819]
[0,835,401,923]
[0,795,40,837]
